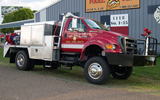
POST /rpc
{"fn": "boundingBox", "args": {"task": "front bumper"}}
[133,55,156,66]
[105,53,134,67]
[105,53,156,67]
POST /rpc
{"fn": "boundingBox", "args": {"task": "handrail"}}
[136,36,158,56]
[53,35,61,49]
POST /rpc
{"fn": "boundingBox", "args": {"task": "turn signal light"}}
[105,44,116,50]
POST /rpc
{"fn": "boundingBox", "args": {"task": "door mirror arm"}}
[68,28,73,32]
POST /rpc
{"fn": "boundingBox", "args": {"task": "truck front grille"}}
[125,38,137,54]
[118,36,137,54]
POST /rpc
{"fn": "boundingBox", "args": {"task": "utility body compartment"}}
[20,23,53,46]
[4,22,61,61]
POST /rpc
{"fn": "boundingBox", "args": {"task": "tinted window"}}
[68,19,72,30]
[77,19,85,29]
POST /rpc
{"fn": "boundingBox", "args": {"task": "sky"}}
[0,0,59,10]
[0,0,59,23]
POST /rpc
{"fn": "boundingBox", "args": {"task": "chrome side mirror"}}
[72,18,77,29]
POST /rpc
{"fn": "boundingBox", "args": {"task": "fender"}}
[80,37,118,60]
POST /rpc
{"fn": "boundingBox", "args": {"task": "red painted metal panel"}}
[110,26,128,35]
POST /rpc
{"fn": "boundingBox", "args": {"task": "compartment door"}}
[20,26,32,46]
[42,36,53,60]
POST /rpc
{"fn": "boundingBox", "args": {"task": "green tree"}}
[12,8,34,21]
[2,12,14,23]
[1,8,34,33]
[1,12,15,33]
[32,10,37,13]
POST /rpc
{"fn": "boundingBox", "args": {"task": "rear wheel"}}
[15,50,30,71]
[84,57,110,85]
[28,59,35,70]
[111,66,133,79]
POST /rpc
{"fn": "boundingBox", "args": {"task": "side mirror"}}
[72,18,77,29]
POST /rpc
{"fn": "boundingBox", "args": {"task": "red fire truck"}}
[3,12,157,84]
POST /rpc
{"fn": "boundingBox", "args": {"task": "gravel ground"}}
[0,66,160,100]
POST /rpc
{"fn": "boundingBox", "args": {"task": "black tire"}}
[111,66,133,79]
[84,57,110,85]
[28,59,35,70]
[15,50,30,71]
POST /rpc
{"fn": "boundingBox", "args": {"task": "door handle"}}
[82,36,87,38]
[64,33,67,38]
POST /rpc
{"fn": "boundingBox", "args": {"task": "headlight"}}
[105,44,116,50]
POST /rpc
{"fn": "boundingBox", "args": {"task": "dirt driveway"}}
[0,66,160,100]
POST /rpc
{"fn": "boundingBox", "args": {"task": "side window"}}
[68,19,72,30]
[77,19,85,30]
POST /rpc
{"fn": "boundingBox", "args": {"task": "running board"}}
[59,60,76,70]
[44,61,52,68]
[59,66,72,70]
[59,60,76,64]
[45,65,52,68]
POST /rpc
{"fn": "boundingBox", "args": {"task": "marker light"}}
[105,44,116,50]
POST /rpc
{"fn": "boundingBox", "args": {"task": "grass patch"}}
[0,48,160,95]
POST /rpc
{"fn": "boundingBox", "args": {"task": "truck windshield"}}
[83,19,107,31]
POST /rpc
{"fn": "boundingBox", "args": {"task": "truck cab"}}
[61,17,123,54]
[61,16,136,66]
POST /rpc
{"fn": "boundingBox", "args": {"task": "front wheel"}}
[84,57,110,85]
[111,66,133,79]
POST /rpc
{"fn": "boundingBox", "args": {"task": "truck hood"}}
[100,30,131,38]
[89,29,133,44]
[90,29,132,39]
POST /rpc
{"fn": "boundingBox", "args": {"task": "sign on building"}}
[110,14,128,27]
[86,0,140,12]
[154,6,160,24]
[101,14,129,35]
[1,6,23,18]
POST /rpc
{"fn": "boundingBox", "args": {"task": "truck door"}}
[61,18,88,53]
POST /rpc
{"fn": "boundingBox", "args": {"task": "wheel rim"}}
[17,54,25,67]
[88,63,103,79]
[115,67,127,76]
